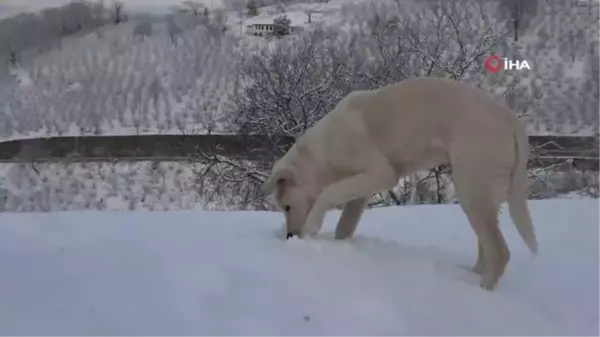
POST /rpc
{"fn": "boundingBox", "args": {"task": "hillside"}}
[0,0,598,142]
[0,4,26,20]
[0,198,597,335]
[4,20,238,139]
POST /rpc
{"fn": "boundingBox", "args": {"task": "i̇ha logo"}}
[484,55,531,73]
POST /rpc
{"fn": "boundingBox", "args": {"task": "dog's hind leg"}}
[472,240,485,275]
[335,197,369,240]
[451,149,512,290]
[456,184,509,289]
[465,207,509,290]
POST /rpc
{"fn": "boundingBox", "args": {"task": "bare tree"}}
[581,172,599,198]
[181,0,206,16]
[305,9,312,23]
[498,0,537,42]
[272,15,291,37]
[247,0,259,16]
[231,28,356,139]
[166,15,183,45]
[191,28,358,207]
[579,43,600,133]
[200,8,229,37]
[92,0,107,29]
[112,1,126,24]
[566,27,586,63]
[358,0,508,87]
[133,20,153,41]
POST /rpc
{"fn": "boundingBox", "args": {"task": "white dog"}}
[262,76,538,290]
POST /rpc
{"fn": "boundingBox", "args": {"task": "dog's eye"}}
[284,205,291,212]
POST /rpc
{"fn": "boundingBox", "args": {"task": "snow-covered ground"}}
[0,198,597,335]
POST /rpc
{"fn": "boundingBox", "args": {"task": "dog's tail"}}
[507,120,538,255]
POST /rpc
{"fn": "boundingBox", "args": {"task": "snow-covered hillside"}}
[0,0,367,141]
[1,0,598,141]
[0,0,224,19]
[0,161,212,212]
[1,160,595,213]
[0,198,597,335]
[3,20,238,140]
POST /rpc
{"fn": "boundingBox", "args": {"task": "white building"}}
[245,14,305,37]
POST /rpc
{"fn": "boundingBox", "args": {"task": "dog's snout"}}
[286,232,295,239]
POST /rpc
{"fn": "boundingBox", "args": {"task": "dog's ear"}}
[262,166,295,195]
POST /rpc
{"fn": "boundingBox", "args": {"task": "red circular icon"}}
[485,55,503,73]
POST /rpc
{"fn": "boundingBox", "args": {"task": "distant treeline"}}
[0,134,597,170]
[0,0,125,70]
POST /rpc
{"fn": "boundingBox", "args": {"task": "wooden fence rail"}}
[0,134,597,170]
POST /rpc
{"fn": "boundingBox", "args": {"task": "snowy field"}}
[0,199,597,335]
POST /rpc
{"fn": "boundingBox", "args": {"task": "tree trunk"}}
[435,167,443,204]
[513,1,520,42]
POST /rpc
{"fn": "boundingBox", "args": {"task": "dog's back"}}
[307,77,521,177]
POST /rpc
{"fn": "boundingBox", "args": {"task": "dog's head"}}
[262,165,313,239]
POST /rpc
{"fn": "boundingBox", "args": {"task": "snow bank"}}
[0,199,597,335]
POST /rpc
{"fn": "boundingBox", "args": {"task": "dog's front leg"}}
[301,168,397,237]
[335,197,369,240]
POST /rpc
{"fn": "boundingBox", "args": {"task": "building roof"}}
[244,11,307,27]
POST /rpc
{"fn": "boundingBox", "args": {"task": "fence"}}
[0,134,597,170]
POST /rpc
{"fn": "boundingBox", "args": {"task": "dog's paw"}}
[300,224,320,238]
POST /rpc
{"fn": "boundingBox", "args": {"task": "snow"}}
[238,0,370,33]
[10,67,34,88]
[0,199,597,335]
[2,0,598,140]
[0,0,224,18]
